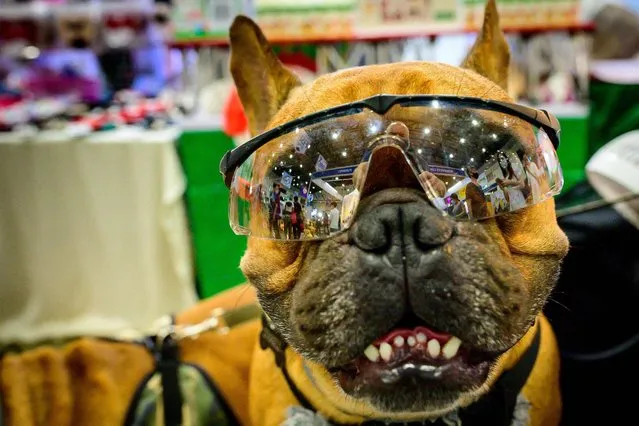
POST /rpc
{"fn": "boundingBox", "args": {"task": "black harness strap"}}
[260,316,541,426]
[260,319,316,411]
[158,334,184,426]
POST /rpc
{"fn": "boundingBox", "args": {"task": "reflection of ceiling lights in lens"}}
[472,119,479,126]
[424,128,431,135]
[482,148,487,153]
[470,157,474,162]
[342,151,347,157]
[449,153,454,159]
[491,133,498,140]
[417,149,423,154]
[460,138,465,144]
[331,130,341,140]
[432,100,440,109]
[279,143,283,148]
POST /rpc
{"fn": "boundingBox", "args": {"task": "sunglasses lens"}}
[229,103,562,240]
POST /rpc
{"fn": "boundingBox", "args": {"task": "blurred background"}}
[0,1,638,424]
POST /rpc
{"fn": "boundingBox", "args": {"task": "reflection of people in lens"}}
[269,183,282,238]
[292,196,303,239]
[283,200,294,239]
[419,170,447,197]
[496,152,528,211]
[329,202,340,234]
[448,194,466,218]
[464,167,488,219]
[523,155,542,203]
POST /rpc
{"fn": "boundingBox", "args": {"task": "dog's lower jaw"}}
[286,320,542,424]
[297,356,492,423]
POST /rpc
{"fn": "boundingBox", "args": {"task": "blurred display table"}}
[0,127,197,344]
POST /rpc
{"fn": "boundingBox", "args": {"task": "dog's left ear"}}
[229,16,302,136]
[462,0,510,90]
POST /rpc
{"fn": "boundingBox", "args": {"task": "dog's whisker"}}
[479,80,500,99]
[456,69,468,96]
[547,297,571,313]
[232,283,253,310]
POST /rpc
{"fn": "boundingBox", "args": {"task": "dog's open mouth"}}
[330,315,500,392]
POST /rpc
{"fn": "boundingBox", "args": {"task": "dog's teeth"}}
[407,336,416,347]
[393,336,405,347]
[427,339,441,358]
[379,342,393,362]
[416,333,427,343]
[364,345,380,362]
[442,337,462,359]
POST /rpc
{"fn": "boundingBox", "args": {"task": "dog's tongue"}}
[374,325,452,346]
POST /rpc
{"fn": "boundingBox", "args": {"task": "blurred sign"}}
[312,165,357,179]
[429,165,466,177]
[315,154,327,171]
[281,171,293,188]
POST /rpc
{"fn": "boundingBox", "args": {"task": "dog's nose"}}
[351,202,453,253]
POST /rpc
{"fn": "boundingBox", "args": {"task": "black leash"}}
[260,316,541,426]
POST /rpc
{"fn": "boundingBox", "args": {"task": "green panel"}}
[589,80,639,160]
[556,116,588,193]
[177,130,229,187]
[185,186,247,297]
[178,130,247,298]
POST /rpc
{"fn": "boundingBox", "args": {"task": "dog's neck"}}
[260,316,541,425]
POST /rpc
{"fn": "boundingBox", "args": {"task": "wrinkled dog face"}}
[231,0,569,417]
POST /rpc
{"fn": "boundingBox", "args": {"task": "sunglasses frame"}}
[219,94,561,188]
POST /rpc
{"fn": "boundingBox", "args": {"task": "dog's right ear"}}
[229,16,301,136]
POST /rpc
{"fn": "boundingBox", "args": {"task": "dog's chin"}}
[325,316,504,413]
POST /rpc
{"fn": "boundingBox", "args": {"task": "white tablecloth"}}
[0,128,197,344]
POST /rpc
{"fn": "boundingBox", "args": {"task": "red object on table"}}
[223,86,248,137]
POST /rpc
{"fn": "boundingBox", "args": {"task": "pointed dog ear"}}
[462,0,511,91]
[229,16,302,136]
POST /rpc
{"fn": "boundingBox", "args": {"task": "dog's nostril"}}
[413,215,454,249]
[351,219,391,253]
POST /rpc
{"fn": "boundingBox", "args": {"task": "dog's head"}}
[229,0,568,420]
